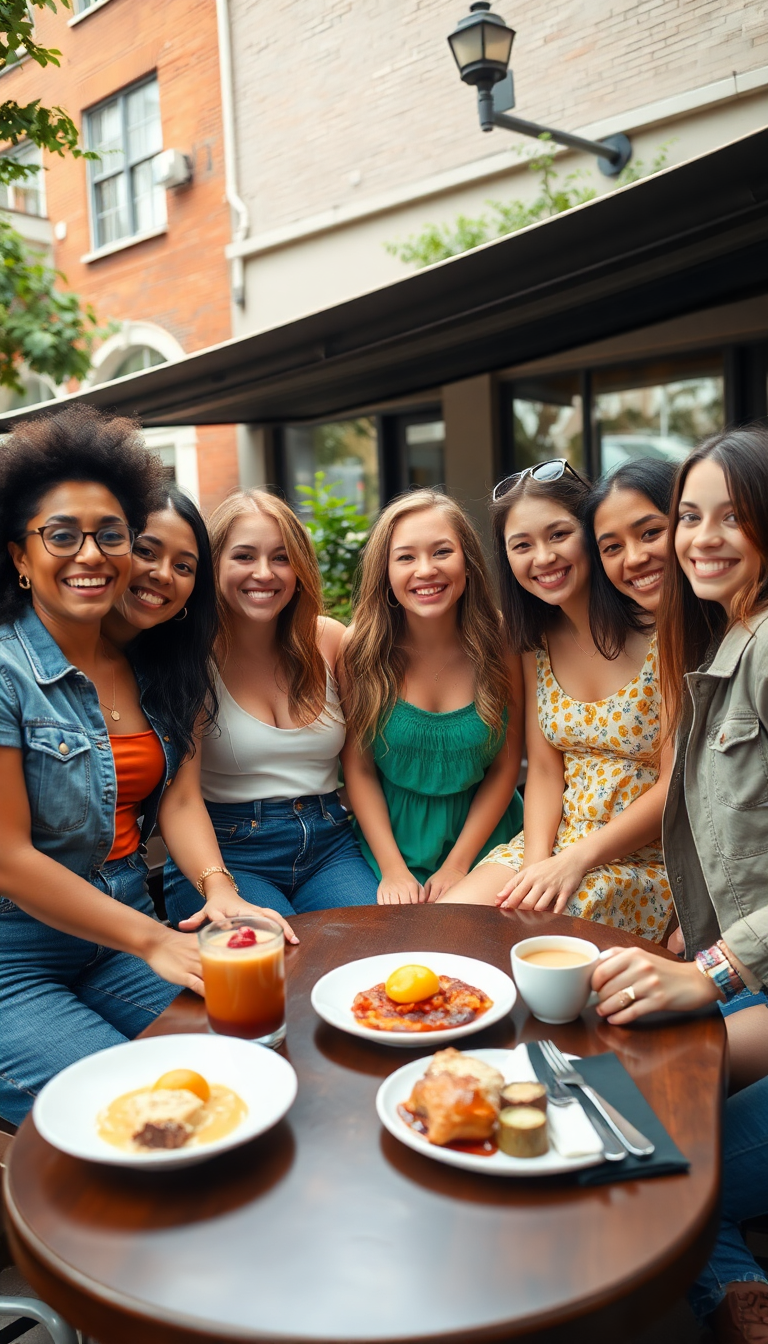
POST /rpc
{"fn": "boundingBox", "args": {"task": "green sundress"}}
[354,698,523,886]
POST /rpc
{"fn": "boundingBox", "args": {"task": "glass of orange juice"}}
[198,916,286,1048]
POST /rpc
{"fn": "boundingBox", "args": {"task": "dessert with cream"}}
[97,1070,247,1153]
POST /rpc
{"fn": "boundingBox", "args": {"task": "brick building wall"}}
[0,0,238,511]
[231,0,768,234]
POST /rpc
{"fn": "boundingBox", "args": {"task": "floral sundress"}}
[478,637,672,942]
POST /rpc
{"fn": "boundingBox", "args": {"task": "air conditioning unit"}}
[154,149,193,189]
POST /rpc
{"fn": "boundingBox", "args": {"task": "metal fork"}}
[536,1043,626,1161]
[541,1040,655,1158]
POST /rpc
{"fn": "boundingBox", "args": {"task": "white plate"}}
[311,951,516,1047]
[33,1033,297,1170]
[376,1048,603,1177]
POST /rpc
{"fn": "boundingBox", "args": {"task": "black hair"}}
[126,486,219,760]
[0,404,163,625]
[489,471,592,653]
[585,458,677,659]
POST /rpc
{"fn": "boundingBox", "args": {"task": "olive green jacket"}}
[663,611,768,989]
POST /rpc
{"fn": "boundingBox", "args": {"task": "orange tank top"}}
[108,730,166,862]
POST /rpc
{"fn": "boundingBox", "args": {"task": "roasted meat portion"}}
[405,1071,499,1146]
[133,1120,191,1150]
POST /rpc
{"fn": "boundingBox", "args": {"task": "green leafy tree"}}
[296,472,370,623]
[0,0,94,177]
[386,139,673,269]
[0,0,100,392]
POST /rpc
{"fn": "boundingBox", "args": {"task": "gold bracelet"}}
[196,866,240,896]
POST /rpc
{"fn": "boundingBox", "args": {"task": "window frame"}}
[84,74,165,252]
[0,140,45,217]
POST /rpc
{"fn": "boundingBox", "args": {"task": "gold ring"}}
[620,985,637,1008]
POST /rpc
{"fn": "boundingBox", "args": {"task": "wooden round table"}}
[4,906,725,1344]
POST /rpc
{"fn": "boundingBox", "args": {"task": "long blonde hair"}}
[342,490,512,748]
[208,489,327,726]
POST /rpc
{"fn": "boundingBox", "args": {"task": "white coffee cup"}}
[511,936,599,1024]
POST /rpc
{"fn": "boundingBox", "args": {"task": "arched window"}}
[0,372,57,414]
[112,346,167,379]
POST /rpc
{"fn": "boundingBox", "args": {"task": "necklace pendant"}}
[110,709,121,722]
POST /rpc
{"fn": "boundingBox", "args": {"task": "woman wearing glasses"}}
[440,459,673,942]
[0,408,264,1125]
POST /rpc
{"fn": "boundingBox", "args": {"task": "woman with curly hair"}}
[339,489,523,904]
[162,489,378,923]
[0,407,282,1125]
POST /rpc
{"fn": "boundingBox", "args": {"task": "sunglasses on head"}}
[492,459,589,502]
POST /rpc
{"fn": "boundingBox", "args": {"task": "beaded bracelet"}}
[694,941,745,1001]
[196,865,240,897]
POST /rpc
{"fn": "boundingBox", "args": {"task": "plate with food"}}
[33,1033,297,1169]
[376,1046,605,1176]
[311,951,515,1046]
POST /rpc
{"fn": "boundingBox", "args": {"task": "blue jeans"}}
[0,851,181,1126]
[688,1074,768,1320]
[164,793,378,925]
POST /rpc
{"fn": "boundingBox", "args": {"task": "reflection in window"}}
[595,362,723,474]
[284,419,378,516]
[112,346,166,379]
[510,376,584,473]
[404,419,445,489]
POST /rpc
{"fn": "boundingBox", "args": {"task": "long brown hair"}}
[658,426,768,736]
[342,490,512,749]
[490,472,591,653]
[208,489,327,726]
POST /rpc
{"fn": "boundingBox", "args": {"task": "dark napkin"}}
[527,1042,690,1185]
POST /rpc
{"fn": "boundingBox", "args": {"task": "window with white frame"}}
[85,77,165,250]
[0,142,45,217]
[73,0,103,12]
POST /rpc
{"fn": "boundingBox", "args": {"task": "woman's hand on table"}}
[145,927,205,996]
[494,849,586,913]
[179,880,299,944]
[424,862,468,903]
[591,946,721,1024]
[377,868,426,905]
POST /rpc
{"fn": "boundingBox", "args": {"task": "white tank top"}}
[200,669,346,803]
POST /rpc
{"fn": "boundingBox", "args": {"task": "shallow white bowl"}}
[311,951,516,1047]
[33,1033,297,1170]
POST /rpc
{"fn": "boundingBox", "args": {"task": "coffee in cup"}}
[511,936,599,1024]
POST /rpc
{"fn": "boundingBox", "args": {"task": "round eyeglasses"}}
[21,523,136,558]
[492,458,589,502]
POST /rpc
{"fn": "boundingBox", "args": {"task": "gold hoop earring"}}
[386,587,399,609]
[174,607,188,621]
[18,574,31,590]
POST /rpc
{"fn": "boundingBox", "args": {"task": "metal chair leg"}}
[0,1296,79,1344]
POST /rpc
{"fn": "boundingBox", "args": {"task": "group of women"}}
[0,404,767,1341]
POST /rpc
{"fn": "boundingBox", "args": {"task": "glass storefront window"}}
[404,418,445,488]
[283,418,378,517]
[509,375,584,473]
[594,358,723,474]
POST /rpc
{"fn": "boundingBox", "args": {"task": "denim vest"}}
[663,611,768,988]
[0,606,182,883]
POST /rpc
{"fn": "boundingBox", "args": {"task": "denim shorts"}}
[164,791,378,925]
[0,850,180,1126]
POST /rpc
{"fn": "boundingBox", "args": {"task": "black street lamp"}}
[448,1,632,177]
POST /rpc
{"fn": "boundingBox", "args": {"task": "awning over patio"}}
[3,126,767,429]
